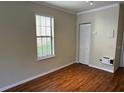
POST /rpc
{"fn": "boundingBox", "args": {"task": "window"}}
[35,14,54,60]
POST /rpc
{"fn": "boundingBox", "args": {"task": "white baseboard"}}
[89,64,114,73]
[75,60,79,63]
[0,62,75,92]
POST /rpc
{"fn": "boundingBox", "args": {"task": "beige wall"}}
[0,2,76,89]
[114,5,124,71]
[77,4,119,72]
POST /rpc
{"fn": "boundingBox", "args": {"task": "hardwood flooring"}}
[5,63,124,92]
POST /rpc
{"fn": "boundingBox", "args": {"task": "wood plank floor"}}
[5,63,124,92]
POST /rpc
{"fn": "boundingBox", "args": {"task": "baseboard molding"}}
[75,60,79,63]
[0,62,75,92]
[89,64,114,73]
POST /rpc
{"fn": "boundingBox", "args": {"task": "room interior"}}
[0,1,124,92]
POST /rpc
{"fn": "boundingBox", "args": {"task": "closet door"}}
[79,24,91,65]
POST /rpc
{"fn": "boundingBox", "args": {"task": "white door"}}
[79,24,91,65]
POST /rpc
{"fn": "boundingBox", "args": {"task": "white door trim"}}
[120,31,124,67]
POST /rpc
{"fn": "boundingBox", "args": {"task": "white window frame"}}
[35,14,55,61]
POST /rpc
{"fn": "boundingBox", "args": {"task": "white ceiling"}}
[35,1,119,14]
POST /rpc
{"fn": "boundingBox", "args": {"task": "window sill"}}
[37,55,55,61]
